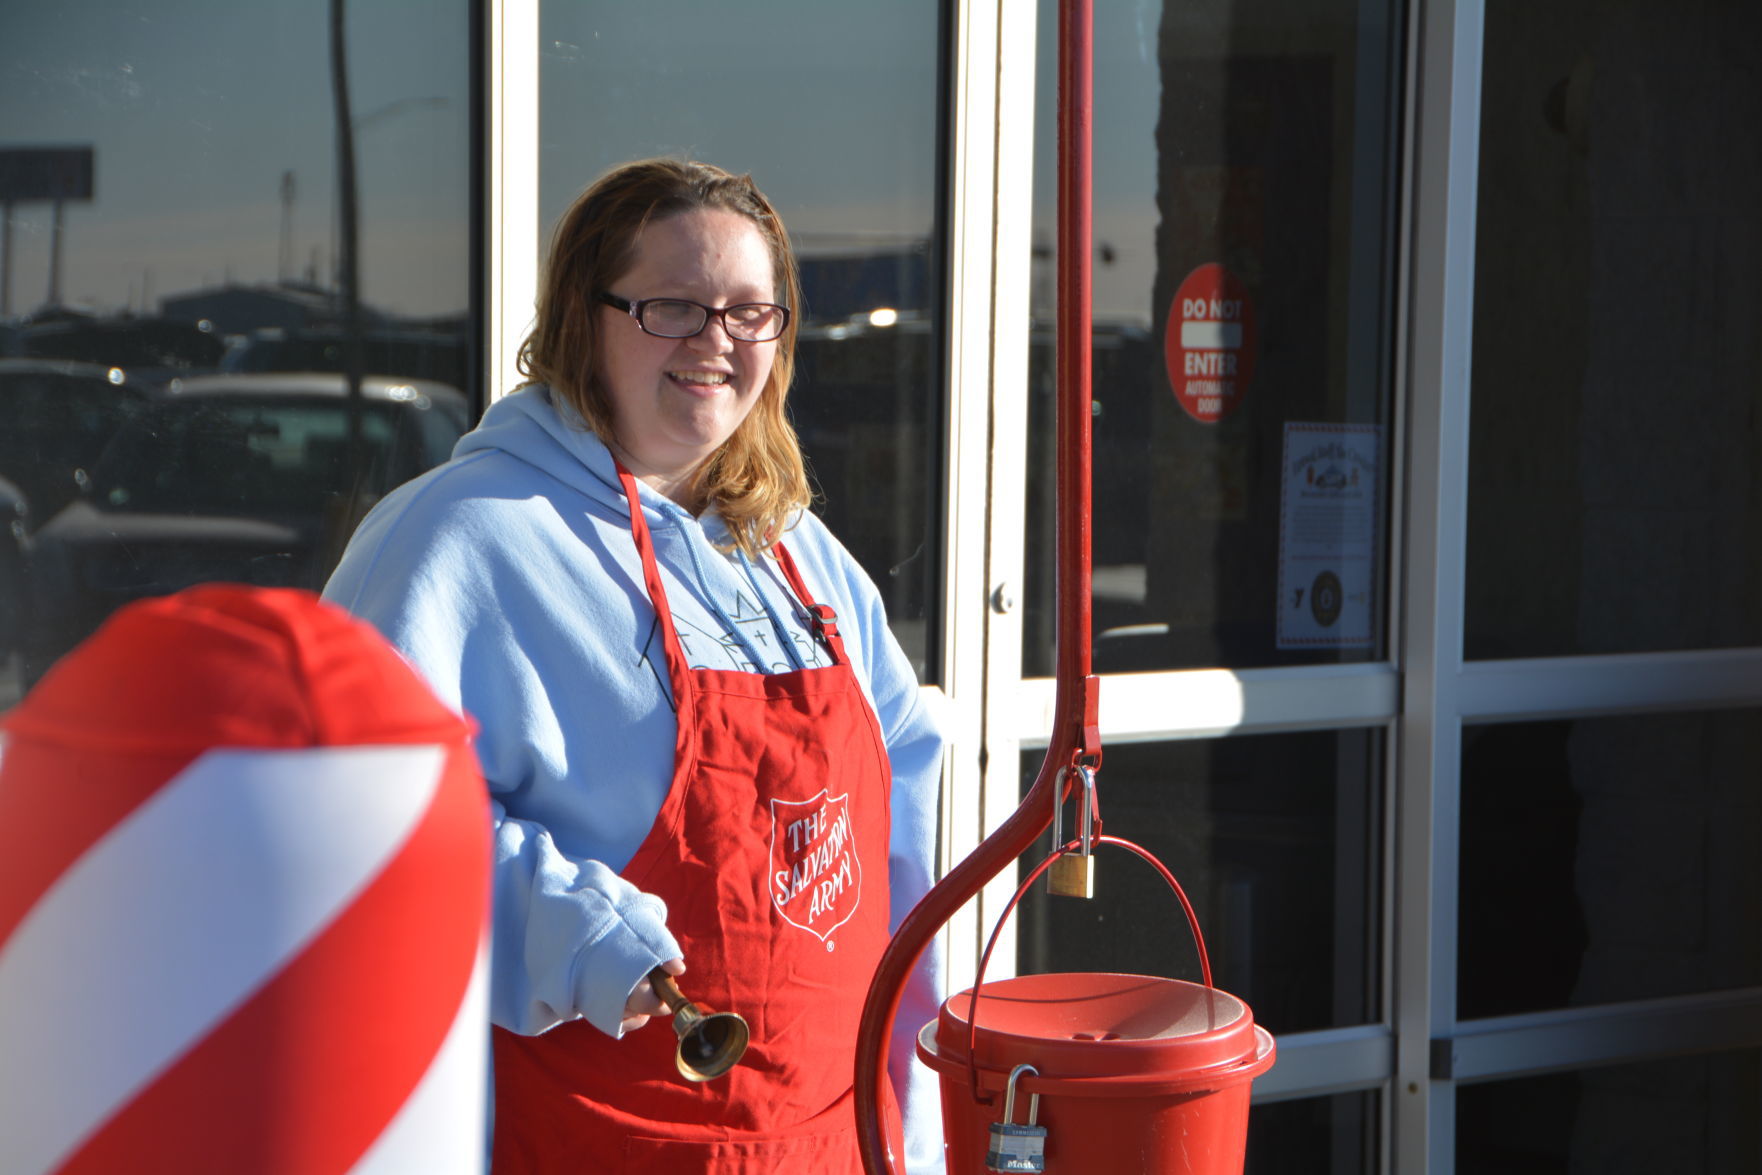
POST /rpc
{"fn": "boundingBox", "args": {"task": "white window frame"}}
[484,0,540,404]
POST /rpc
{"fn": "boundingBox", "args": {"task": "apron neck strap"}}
[614,461,695,701]
[771,542,851,666]
[615,459,851,672]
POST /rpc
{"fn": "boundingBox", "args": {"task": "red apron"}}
[490,468,900,1174]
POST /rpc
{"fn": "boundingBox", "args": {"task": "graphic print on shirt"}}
[673,588,832,672]
[769,790,862,944]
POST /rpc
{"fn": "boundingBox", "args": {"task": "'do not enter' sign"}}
[1164,263,1257,424]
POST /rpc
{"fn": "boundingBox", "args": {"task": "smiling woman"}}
[516,160,811,560]
[320,156,948,1175]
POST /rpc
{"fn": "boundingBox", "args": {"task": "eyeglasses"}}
[598,292,791,343]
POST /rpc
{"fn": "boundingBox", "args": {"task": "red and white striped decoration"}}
[0,587,490,1174]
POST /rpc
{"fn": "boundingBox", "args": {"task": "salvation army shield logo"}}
[769,790,862,942]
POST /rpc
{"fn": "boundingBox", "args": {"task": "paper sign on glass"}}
[1276,422,1380,649]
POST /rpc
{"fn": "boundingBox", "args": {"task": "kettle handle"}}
[963,834,1213,1104]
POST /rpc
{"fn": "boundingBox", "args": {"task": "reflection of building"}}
[781,246,939,649]
[796,248,932,324]
[159,282,377,338]
[793,305,935,642]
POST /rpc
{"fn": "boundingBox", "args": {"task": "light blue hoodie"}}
[323,385,947,1166]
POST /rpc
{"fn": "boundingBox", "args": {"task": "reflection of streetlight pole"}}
[328,0,369,562]
[279,170,296,285]
[324,1,449,569]
[330,0,361,338]
[327,95,448,293]
[1,201,12,316]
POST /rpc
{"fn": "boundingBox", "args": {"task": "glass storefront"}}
[1022,0,1403,675]
[1457,1050,1760,1173]
[0,1,474,707]
[1016,729,1383,1035]
[1249,1090,1379,1174]
[1466,0,1762,660]
[1459,709,1762,1020]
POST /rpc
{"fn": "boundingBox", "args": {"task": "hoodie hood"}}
[452,384,737,546]
[455,385,623,508]
[442,382,784,678]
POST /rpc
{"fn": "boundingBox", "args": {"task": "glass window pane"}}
[1466,1,1762,659]
[0,3,476,708]
[1015,730,1383,1034]
[1023,0,1403,675]
[1457,1051,1760,1174]
[1458,711,1762,1019]
[538,4,945,680]
[1248,1090,1378,1175]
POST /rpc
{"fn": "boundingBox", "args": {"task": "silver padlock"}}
[985,1063,1046,1173]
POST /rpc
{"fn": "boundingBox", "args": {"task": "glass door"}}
[970,3,1407,1170]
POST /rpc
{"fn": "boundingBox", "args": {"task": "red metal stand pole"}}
[1055,0,1095,707]
[853,3,1095,1172]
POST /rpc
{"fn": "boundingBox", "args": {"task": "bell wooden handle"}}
[648,968,690,1015]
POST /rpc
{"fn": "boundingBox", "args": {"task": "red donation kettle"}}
[914,838,1274,1174]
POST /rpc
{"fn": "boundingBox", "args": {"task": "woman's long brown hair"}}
[517,158,809,556]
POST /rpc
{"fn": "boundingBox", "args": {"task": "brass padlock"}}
[1047,852,1093,899]
[1047,765,1097,898]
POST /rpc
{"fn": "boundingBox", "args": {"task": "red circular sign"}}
[1164,263,1256,424]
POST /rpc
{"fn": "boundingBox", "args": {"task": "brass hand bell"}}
[647,967,751,1082]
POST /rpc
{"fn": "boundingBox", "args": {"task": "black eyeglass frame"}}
[598,292,792,342]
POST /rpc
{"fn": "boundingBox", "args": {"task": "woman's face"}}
[596,207,778,502]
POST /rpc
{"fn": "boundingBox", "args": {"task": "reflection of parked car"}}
[0,359,155,527]
[23,373,470,679]
[224,327,468,392]
[17,314,227,383]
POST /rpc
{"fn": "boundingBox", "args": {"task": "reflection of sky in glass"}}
[0,1,469,317]
[3,3,1162,323]
[539,2,938,258]
[1033,0,1161,326]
